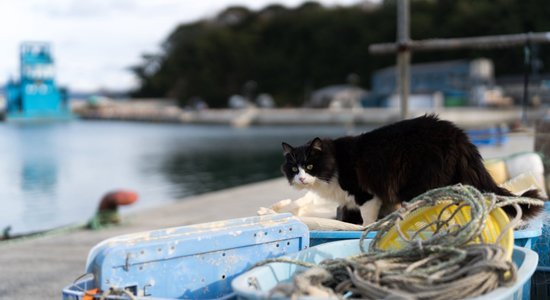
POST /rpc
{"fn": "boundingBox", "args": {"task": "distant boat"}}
[5,42,73,122]
[467,126,508,146]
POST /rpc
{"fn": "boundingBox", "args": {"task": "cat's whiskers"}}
[291,167,317,188]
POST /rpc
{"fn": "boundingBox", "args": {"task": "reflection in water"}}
[20,159,59,229]
[21,159,58,194]
[159,149,282,198]
[16,125,60,232]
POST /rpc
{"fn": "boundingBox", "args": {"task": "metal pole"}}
[522,35,531,124]
[397,0,410,120]
[370,31,550,54]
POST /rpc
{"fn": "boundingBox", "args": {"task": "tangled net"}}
[262,184,545,300]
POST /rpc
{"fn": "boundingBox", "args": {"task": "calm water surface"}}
[0,121,367,235]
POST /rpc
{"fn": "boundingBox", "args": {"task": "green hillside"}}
[131,0,550,107]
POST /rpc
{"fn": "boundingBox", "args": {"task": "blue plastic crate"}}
[62,213,309,299]
[531,271,550,300]
[309,230,376,247]
[232,239,538,300]
[310,223,541,249]
[530,202,550,299]
[532,203,550,269]
[516,219,543,300]
[514,217,543,249]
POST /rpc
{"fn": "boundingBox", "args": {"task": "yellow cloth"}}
[484,159,509,185]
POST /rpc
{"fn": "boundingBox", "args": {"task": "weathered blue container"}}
[232,239,538,300]
[62,213,309,299]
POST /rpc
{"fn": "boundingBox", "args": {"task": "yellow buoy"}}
[377,201,514,260]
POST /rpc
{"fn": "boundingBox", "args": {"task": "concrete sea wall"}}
[74,100,548,128]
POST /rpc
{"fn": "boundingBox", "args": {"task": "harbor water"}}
[0,121,361,236]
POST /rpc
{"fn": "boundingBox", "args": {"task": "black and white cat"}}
[281,115,542,226]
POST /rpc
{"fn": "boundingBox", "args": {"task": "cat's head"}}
[280,137,336,189]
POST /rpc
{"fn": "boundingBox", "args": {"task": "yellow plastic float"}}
[377,201,514,259]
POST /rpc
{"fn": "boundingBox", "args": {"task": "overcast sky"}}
[0,0,362,93]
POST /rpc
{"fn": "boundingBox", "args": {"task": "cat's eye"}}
[292,167,298,172]
[306,164,313,170]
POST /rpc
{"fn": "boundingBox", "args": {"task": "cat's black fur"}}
[281,115,543,224]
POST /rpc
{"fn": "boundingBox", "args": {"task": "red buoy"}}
[98,190,139,211]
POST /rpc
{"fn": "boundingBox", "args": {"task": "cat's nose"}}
[299,177,306,183]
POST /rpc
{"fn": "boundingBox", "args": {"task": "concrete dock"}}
[0,133,538,299]
[75,101,548,128]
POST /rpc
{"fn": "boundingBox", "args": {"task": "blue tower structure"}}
[5,42,72,121]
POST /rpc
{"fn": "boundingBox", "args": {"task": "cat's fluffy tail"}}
[457,143,545,219]
[486,184,544,220]
[514,188,545,219]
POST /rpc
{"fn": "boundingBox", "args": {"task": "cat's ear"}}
[310,137,323,152]
[282,142,294,156]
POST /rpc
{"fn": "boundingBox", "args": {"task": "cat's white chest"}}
[311,178,356,207]
[310,178,382,226]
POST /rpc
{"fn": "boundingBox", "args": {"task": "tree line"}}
[131,0,550,107]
